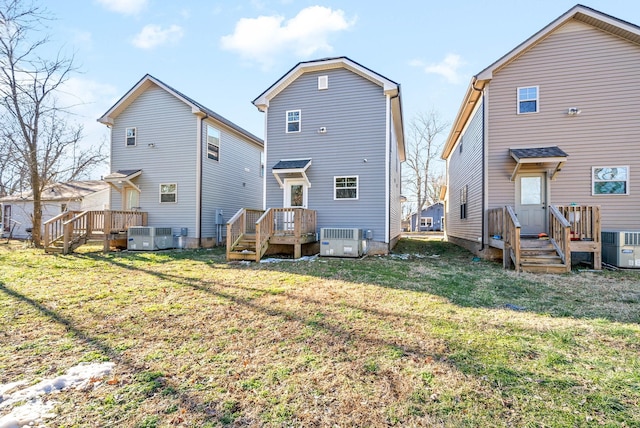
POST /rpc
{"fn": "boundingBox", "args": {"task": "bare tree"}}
[0,0,105,246]
[402,110,449,231]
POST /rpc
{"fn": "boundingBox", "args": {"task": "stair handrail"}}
[505,206,521,272]
[255,208,274,262]
[549,205,571,269]
[43,211,79,248]
[226,208,247,260]
[62,210,91,254]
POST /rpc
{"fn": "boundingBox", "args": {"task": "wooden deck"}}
[488,205,601,273]
[43,210,147,254]
[226,207,317,261]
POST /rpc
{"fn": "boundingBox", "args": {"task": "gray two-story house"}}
[251,57,405,255]
[98,74,263,248]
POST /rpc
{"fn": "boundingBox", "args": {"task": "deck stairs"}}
[519,238,568,273]
[227,233,258,261]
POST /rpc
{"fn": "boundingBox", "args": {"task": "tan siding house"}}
[442,5,640,272]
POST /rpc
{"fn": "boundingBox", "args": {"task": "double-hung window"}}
[334,176,358,200]
[286,110,301,133]
[517,86,539,114]
[592,166,629,195]
[160,183,177,203]
[460,185,468,219]
[126,127,136,146]
[207,125,220,161]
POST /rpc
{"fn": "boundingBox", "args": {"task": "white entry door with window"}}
[282,179,308,230]
[516,173,547,236]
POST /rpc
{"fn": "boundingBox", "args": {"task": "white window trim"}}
[126,127,136,146]
[286,109,301,133]
[334,175,359,200]
[517,86,539,114]
[159,183,178,203]
[592,166,629,196]
[206,125,220,161]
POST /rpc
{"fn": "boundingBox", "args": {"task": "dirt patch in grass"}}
[0,241,639,426]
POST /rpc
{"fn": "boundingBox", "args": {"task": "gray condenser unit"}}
[320,227,363,257]
[602,230,640,268]
[128,226,174,251]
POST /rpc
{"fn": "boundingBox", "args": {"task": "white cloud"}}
[95,0,148,15]
[221,6,355,69]
[413,54,466,84]
[131,24,184,49]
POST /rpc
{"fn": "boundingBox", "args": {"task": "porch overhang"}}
[104,169,142,193]
[272,159,312,189]
[509,147,568,182]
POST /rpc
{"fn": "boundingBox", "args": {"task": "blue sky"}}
[40,0,640,178]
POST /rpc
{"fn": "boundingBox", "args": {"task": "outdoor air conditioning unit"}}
[320,227,363,257]
[128,226,174,251]
[602,230,640,268]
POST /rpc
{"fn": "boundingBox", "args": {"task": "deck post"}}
[103,210,112,253]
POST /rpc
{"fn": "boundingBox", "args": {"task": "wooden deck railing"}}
[488,207,504,239]
[44,209,147,254]
[504,206,521,271]
[255,209,274,262]
[271,208,317,236]
[226,208,265,260]
[556,205,601,242]
[549,206,571,269]
[43,211,80,248]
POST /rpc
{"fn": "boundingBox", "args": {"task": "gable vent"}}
[318,75,328,90]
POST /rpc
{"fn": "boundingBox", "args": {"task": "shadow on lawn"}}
[75,239,640,324]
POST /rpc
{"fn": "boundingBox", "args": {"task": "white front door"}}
[516,173,547,236]
[125,187,140,210]
[283,179,308,230]
[283,179,308,208]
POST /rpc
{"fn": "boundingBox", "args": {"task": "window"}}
[60,204,67,213]
[420,217,433,228]
[286,110,301,133]
[592,166,629,195]
[206,125,220,161]
[160,183,177,203]
[318,75,328,90]
[334,176,358,200]
[460,185,468,219]
[126,127,136,146]
[517,86,539,114]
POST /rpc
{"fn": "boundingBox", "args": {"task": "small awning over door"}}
[103,169,142,193]
[509,147,568,181]
[272,159,312,188]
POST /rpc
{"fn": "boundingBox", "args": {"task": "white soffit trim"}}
[253,57,399,111]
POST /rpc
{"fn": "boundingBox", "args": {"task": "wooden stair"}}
[227,233,259,261]
[519,239,569,273]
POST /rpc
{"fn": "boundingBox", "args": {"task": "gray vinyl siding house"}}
[410,202,444,232]
[442,4,640,259]
[98,75,263,248]
[253,57,405,254]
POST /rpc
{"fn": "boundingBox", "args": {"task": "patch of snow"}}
[0,362,114,428]
[390,254,410,260]
[260,255,318,263]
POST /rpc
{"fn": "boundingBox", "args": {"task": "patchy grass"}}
[0,239,639,426]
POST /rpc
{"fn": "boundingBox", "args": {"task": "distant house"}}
[98,74,264,248]
[410,202,444,232]
[0,180,109,239]
[232,56,405,258]
[441,5,640,272]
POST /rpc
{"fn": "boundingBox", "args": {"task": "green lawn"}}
[0,239,639,427]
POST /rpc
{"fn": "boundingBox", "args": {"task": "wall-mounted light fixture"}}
[318,127,327,134]
[567,107,581,116]
[148,143,156,148]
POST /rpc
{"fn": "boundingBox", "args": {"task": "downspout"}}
[385,94,392,246]
[471,77,486,251]
[196,114,209,247]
